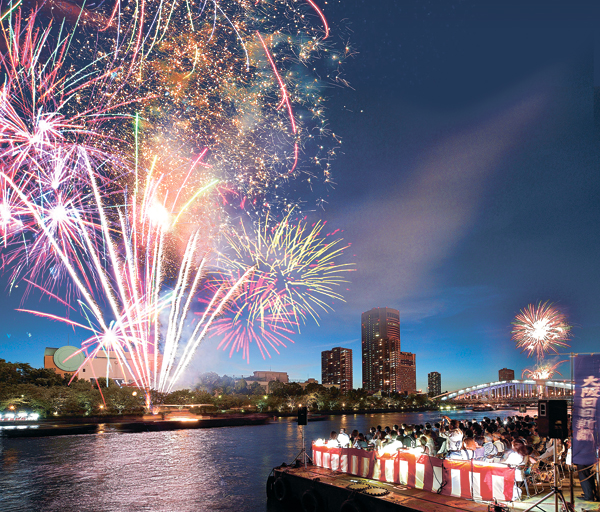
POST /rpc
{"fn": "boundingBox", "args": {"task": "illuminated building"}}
[428,371,441,396]
[397,351,417,394]
[499,368,515,381]
[246,371,289,393]
[361,307,398,392]
[321,347,353,393]
[44,346,149,385]
[251,371,289,383]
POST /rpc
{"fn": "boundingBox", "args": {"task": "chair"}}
[524,461,543,496]
[515,464,531,499]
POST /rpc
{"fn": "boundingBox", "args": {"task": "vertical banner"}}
[573,354,600,465]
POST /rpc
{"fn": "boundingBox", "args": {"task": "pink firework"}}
[199,270,298,363]
[511,301,571,360]
[522,359,567,380]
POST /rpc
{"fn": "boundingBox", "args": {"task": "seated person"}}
[446,438,475,460]
[440,416,464,455]
[353,433,369,449]
[369,431,385,450]
[402,427,417,448]
[327,431,340,448]
[482,434,498,459]
[337,428,351,448]
[419,435,437,456]
[472,436,488,461]
[380,434,404,454]
[365,427,376,441]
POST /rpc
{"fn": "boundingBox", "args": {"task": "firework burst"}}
[522,359,567,380]
[219,210,355,329]
[511,301,571,360]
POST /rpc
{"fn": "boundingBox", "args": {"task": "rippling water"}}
[0,409,527,512]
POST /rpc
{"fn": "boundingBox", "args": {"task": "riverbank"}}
[0,413,270,437]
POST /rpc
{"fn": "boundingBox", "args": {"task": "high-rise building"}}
[321,347,353,392]
[428,371,441,397]
[397,351,417,394]
[499,368,515,381]
[361,307,402,393]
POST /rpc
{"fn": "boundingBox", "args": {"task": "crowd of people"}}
[322,414,598,502]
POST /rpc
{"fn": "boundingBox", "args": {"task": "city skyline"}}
[1,2,599,393]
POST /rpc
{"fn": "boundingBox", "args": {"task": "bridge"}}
[435,378,573,404]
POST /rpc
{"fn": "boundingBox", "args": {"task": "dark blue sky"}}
[2,0,600,393]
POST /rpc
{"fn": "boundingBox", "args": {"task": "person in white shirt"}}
[337,428,351,448]
[503,440,529,499]
[327,431,340,448]
[538,438,562,463]
[440,416,464,454]
[379,434,404,455]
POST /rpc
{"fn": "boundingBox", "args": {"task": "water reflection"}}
[0,410,527,512]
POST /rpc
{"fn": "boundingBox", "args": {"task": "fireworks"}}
[0,0,352,400]
[206,274,298,363]
[522,359,567,380]
[218,210,355,327]
[511,301,571,360]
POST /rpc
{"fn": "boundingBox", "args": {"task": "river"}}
[0,408,534,512]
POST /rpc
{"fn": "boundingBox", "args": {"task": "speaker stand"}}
[293,425,313,469]
[522,443,574,512]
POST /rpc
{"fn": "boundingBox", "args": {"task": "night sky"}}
[1,0,600,393]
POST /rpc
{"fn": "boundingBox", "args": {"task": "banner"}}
[573,354,600,465]
[312,444,517,502]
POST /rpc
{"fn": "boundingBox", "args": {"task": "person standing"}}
[576,463,599,502]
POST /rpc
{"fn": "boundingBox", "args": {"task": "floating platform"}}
[114,414,270,433]
[267,464,492,512]
[0,423,99,438]
[0,414,270,438]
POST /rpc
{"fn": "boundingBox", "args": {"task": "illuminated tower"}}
[321,347,353,393]
[361,307,401,393]
[428,371,441,396]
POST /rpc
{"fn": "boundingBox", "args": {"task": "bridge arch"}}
[435,379,573,403]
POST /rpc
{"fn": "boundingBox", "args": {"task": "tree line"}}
[0,360,436,418]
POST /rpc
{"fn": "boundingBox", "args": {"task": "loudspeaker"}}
[537,400,568,439]
[297,406,308,426]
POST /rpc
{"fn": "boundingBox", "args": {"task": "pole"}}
[570,352,574,509]
[597,459,600,502]
[553,441,558,512]
[302,425,307,469]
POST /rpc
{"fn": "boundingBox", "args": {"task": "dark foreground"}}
[268,464,489,512]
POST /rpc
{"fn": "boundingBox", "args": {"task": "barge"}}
[267,463,493,512]
[266,441,523,512]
